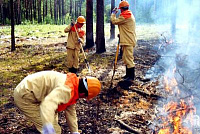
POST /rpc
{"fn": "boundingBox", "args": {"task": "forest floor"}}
[0,24,172,134]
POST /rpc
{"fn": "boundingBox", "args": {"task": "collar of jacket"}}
[71,24,85,38]
[57,73,79,112]
[120,10,132,19]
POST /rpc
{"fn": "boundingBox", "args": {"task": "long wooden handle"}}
[114,44,120,66]
[73,23,91,72]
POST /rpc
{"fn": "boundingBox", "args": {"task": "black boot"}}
[72,67,77,74]
[71,67,78,76]
[129,67,135,80]
[122,66,129,79]
[124,67,135,81]
[68,68,73,73]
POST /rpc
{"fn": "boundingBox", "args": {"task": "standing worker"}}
[14,71,101,134]
[111,1,137,81]
[64,16,86,75]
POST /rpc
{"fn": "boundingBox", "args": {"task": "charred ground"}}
[0,25,170,134]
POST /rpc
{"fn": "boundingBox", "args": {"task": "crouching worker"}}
[14,71,101,134]
[64,16,86,75]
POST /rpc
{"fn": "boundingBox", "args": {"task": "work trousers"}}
[122,45,135,68]
[14,89,61,134]
[67,48,80,69]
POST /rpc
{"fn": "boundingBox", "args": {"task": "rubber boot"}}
[68,68,73,73]
[129,67,135,80]
[124,67,135,81]
[72,67,78,76]
[122,66,129,79]
[72,67,77,74]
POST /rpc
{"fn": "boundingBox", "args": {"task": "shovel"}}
[73,20,91,73]
[109,36,120,89]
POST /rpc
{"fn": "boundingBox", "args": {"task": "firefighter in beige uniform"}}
[14,71,101,134]
[111,1,137,81]
[64,16,86,74]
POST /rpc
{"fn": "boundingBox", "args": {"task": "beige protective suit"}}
[14,71,79,133]
[111,10,137,68]
[64,24,85,69]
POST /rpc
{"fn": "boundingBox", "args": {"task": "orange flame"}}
[158,69,195,134]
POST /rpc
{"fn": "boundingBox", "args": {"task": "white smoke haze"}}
[143,0,200,132]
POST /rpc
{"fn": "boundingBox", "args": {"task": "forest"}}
[1,0,200,133]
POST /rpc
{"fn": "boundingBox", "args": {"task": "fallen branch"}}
[115,119,141,134]
[129,87,165,99]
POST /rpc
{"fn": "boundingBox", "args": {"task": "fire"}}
[158,99,194,134]
[157,70,196,134]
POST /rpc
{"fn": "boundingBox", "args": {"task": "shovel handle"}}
[73,21,91,73]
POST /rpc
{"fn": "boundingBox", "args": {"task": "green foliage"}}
[0,0,161,25]
[105,4,111,23]
[44,14,53,24]
[65,13,72,25]
[21,20,33,25]
[81,1,86,16]
[5,18,10,25]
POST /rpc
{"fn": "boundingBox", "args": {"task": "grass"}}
[0,23,171,106]
[0,23,170,41]
[0,24,66,38]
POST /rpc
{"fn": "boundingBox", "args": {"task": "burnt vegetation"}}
[0,38,164,134]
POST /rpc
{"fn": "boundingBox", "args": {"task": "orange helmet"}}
[86,76,101,100]
[119,1,129,9]
[77,16,86,24]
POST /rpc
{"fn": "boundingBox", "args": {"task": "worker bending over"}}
[14,71,101,134]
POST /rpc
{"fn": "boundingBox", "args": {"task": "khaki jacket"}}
[111,11,137,47]
[15,71,78,132]
[64,24,85,50]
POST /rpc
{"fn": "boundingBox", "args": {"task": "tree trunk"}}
[70,0,73,19]
[17,0,21,24]
[30,0,33,21]
[54,0,57,24]
[10,0,15,51]
[45,0,48,16]
[85,0,94,49]
[50,0,53,19]
[96,0,106,53]
[38,0,42,23]
[110,0,115,39]
[43,0,45,22]
[25,0,28,20]
[76,1,79,18]
[1,2,6,25]
[33,0,37,20]
[79,0,82,16]
[58,0,61,24]
[0,2,2,24]
[62,0,65,24]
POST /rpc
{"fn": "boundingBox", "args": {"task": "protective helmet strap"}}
[78,78,88,97]
[83,78,88,91]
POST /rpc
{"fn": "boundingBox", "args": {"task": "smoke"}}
[145,0,200,94]
[144,0,200,131]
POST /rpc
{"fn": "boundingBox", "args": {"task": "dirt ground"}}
[0,35,165,134]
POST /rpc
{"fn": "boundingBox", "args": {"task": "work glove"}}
[78,38,82,44]
[71,20,75,26]
[112,7,118,14]
[42,124,56,134]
